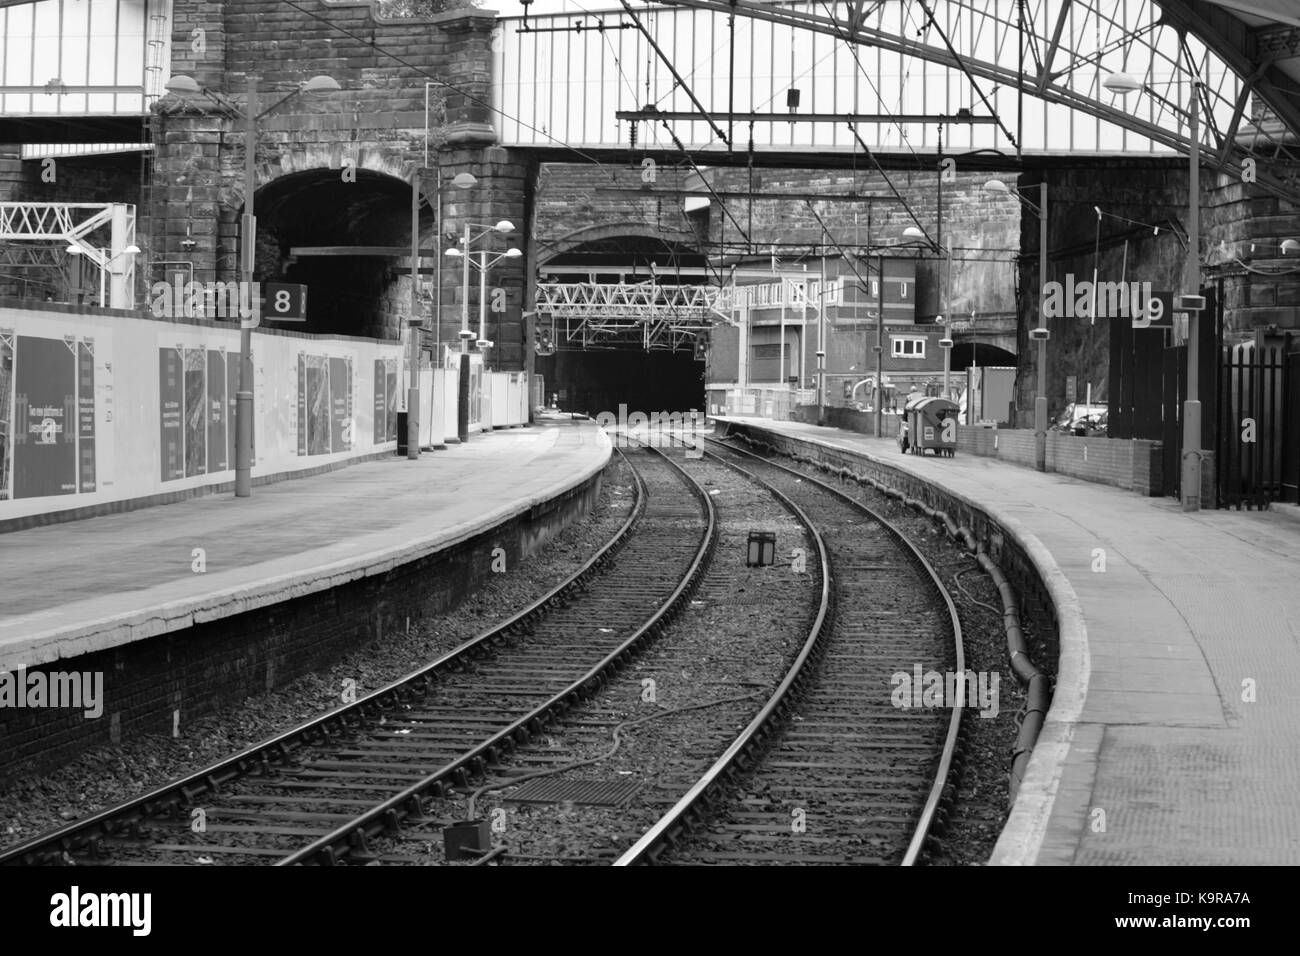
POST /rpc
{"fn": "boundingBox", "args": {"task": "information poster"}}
[0,331,13,500]
[15,335,78,498]
[159,348,184,481]
[297,354,353,456]
[161,346,233,482]
[227,354,239,474]
[386,362,398,441]
[184,349,206,477]
[329,357,351,451]
[373,359,387,444]
[77,340,96,493]
[305,360,328,456]
[297,354,308,458]
[207,350,228,473]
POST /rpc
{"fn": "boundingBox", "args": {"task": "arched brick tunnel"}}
[247,168,426,339]
[538,233,708,414]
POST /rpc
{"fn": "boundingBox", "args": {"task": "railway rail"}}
[0,444,715,867]
[615,435,966,865]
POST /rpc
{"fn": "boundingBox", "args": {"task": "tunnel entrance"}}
[538,349,704,416]
[247,168,424,339]
[538,232,709,414]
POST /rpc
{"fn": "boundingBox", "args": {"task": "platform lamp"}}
[164,72,341,498]
[445,220,517,442]
[408,170,478,460]
[1104,70,1206,509]
[984,178,1049,472]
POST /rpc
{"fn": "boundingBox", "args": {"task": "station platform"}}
[0,419,611,674]
[713,416,1300,866]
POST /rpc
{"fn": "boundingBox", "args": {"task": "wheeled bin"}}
[901,397,959,457]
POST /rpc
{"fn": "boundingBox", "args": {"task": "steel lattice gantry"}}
[0,201,139,306]
[537,280,735,350]
[495,0,1300,204]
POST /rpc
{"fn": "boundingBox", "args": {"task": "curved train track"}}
[615,434,966,866]
[0,444,715,867]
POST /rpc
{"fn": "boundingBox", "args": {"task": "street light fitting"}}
[494,220,515,233]
[983,179,1010,194]
[450,172,478,189]
[164,75,203,96]
[1102,72,1144,94]
[445,248,463,258]
[1282,238,1300,255]
[300,75,341,96]
[504,247,523,258]
[902,226,925,239]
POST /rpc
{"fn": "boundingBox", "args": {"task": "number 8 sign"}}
[263,282,308,322]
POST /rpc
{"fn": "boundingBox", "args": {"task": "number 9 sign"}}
[263,282,308,322]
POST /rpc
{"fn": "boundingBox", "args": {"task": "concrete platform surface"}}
[0,421,611,672]
[716,417,1300,866]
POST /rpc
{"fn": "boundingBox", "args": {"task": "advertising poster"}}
[14,335,77,498]
[159,348,184,481]
[184,349,206,477]
[305,358,329,456]
[329,357,351,451]
[386,362,398,441]
[207,350,228,472]
[373,359,386,444]
[77,340,96,493]
[297,354,308,458]
[227,353,239,474]
[0,331,12,500]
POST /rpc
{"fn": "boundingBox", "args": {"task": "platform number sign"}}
[264,282,308,322]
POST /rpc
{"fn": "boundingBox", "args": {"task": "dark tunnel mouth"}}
[242,168,425,339]
[538,234,710,414]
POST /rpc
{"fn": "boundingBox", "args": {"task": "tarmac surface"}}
[0,420,610,673]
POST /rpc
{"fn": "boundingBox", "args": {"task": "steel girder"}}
[537,279,732,350]
[639,0,1300,205]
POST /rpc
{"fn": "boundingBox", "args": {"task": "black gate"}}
[1110,284,1219,498]
[1216,331,1298,509]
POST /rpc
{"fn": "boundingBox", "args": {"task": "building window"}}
[892,337,925,358]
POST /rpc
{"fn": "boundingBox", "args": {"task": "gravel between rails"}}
[723,440,1058,866]
[369,452,817,864]
[0,456,635,852]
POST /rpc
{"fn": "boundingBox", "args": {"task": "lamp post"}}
[1104,71,1204,509]
[165,72,341,498]
[444,220,517,442]
[984,179,1049,472]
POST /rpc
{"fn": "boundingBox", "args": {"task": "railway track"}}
[0,445,715,867]
[389,445,826,864]
[616,436,966,866]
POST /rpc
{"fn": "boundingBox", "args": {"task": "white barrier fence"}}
[0,301,530,520]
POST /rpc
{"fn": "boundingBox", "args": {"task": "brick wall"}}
[951,428,1163,495]
[0,469,602,785]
